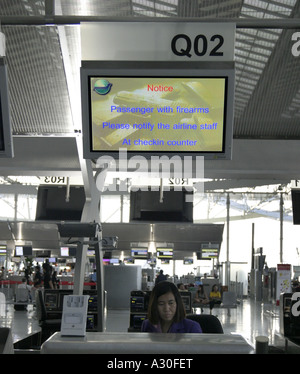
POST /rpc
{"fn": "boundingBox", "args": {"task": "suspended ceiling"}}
[0,0,299,186]
[0,220,223,260]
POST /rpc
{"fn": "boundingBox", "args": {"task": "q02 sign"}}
[81,22,235,62]
[171,34,225,58]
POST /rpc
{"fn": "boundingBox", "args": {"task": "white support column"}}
[73,240,87,295]
[57,15,105,328]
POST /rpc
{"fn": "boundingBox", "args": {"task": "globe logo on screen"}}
[93,79,112,95]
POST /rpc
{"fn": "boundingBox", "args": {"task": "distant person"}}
[209,284,222,314]
[155,270,167,285]
[43,260,53,289]
[194,285,209,304]
[24,267,31,285]
[51,270,59,289]
[0,266,5,280]
[33,266,42,288]
[17,277,32,301]
[177,283,186,291]
[18,277,31,290]
[194,284,209,313]
[141,281,202,333]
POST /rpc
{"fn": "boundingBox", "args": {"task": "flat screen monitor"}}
[15,245,32,256]
[132,314,147,330]
[156,248,173,259]
[183,257,193,264]
[199,244,219,260]
[69,247,77,257]
[35,250,51,258]
[60,246,76,257]
[81,61,234,160]
[131,248,148,259]
[60,247,69,257]
[15,246,23,256]
[0,245,6,256]
[103,251,112,259]
[130,189,193,222]
[58,291,72,310]
[292,189,300,224]
[180,293,192,313]
[130,296,145,311]
[0,59,13,158]
[110,258,119,264]
[35,185,86,221]
[44,292,59,310]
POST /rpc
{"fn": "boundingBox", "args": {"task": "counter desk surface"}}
[41,331,254,354]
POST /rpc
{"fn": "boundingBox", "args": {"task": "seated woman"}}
[141,281,202,333]
[194,285,209,304]
[193,284,209,313]
[209,284,222,314]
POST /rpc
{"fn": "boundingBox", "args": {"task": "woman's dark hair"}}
[147,281,186,325]
[197,284,204,293]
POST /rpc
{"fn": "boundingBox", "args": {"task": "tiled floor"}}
[0,303,40,345]
[1,294,300,353]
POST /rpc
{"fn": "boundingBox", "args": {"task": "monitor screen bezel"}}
[15,245,33,257]
[60,246,77,257]
[0,244,6,256]
[200,243,219,259]
[156,247,174,259]
[131,247,148,259]
[81,60,235,161]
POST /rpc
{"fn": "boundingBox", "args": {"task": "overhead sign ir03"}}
[42,176,67,184]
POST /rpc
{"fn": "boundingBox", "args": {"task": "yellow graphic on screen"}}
[90,77,226,152]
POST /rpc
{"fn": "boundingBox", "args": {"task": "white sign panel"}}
[81,22,235,62]
[291,180,300,189]
[276,264,292,305]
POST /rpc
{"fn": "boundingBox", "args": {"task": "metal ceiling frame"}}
[0,14,299,28]
[0,0,298,28]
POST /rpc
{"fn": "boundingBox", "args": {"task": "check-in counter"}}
[58,275,74,289]
[41,331,254,354]
[1,275,23,299]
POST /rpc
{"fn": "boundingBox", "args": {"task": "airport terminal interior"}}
[0,0,300,355]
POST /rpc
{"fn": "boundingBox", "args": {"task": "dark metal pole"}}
[280,193,283,263]
[0,16,299,29]
[94,239,104,332]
